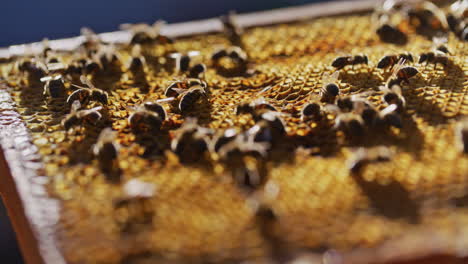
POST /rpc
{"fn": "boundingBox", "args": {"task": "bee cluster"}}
[1,1,467,263]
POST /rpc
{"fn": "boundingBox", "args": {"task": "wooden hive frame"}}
[1,0,467,263]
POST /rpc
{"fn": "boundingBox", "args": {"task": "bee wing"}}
[71,100,82,112]
[257,85,273,96]
[47,62,66,72]
[322,72,331,84]
[187,50,201,57]
[389,58,405,79]
[89,106,103,112]
[432,36,447,46]
[422,1,449,29]
[156,97,175,103]
[379,104,398,117]
[172,88,187,95]
[151,20,166,35]
[40,76,52,83]
[80,75,96,89]
[97,127,117,144]
[323,104,340,114]
[329,71,340,82]
[35,60,48,72]
[131,44,141,58]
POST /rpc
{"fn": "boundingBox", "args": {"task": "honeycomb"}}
[0,4,468,264]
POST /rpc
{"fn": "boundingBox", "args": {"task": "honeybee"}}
[446,0,468,40]
[93,128,120,180]
[379,84,406,111]
[217,133,269,188]
[320,71,340,103]
[331,54,368,70]
[377,104,403,128]
[220,11,244,47]
[164,78,207,97]
[211,46,248,76]
[419,37,451,67]
[377,53,414,69]
[94,44,123,72]
[374,6,408,45]
[376,23,408,45]
[256,111,286,138]
[128,99,171,133]
[41,74,65,98]
[188,63,206,79]
[169,51,200,73]
[210,128,239,153]
[17,58,47,82]
[177,85,207,114]
[386,59,419,87]
[170,119,212,161]
[301,101,322,121]
[61,100,103,131]
[120,20,173,45]
[336,92,373,113]
[235,86,276,116]
[67,76,108,107]
[347,146,393,174]
[142,98,172,121]
[79,27,103,54]
[455,117,468,154]
[128,44,147,74]
[405,1,449,35]
[333,111,365,137]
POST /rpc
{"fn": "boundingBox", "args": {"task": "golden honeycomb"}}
[1,4,468,264]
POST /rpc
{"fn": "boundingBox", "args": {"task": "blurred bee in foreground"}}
[210,128,240,153]
[376,104,403,129]
[455,117,468,154]
[347,146,393,174]
[171,118,213,162]
[120,20,173,45]
[67,75,108,107]
[220,11,244,47]
[169,51,206,78]
[377,53,414,70]
[404,1,449,37]
[217,132,270,188]
[61,100,103,131]
[93,128,120,182]
[253,111,287,141]
[446,0,468,41]
[336,92,372,113]
[211,46,248,76]
[385,59,419,88]
[373,0,408,45]
[320,71,340,104]
[331,54,368,70]
[379,84,406,111]
[332,108,366,138]
[41,74,66,98]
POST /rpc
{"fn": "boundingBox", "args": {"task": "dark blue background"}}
[0,0,327,263]
[0,0,321,47]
